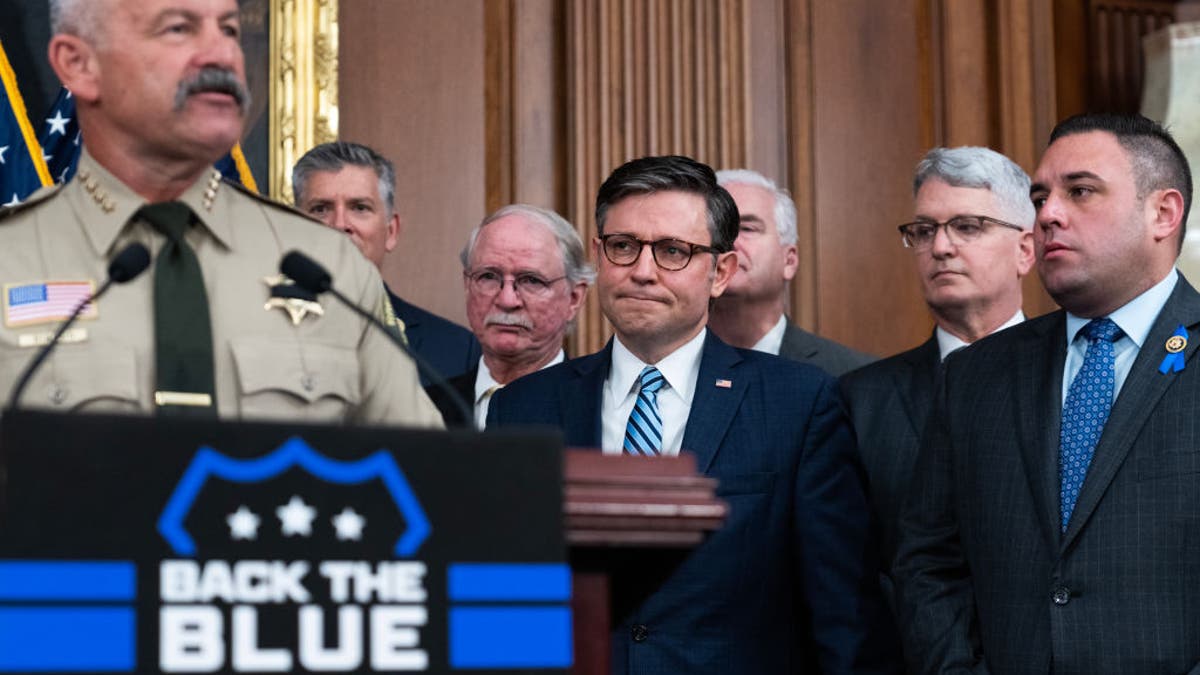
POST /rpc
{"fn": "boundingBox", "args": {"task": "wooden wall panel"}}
[339,1,486,326]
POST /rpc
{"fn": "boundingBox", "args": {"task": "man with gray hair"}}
[426,204,593,427]
[293,141,480,386]
[840,145,1035,610]
[709,169,873,375]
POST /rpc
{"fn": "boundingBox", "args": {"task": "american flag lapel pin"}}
[715,378,732,388]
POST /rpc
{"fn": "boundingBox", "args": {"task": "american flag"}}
[5,281,96,327]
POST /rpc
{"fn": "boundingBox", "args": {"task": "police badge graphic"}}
[0,412,570,674]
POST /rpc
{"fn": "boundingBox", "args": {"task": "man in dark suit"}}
[292,141,480,385]
[897,114,1198,674]
[489,155,899,674]
[428,204,592,427]
[840,146,1035,604]
[709,169,873,375]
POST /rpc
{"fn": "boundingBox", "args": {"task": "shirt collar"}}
[67,150,235,257]
[474,349,565,403]
[610,328,707,405]
[936,309,1025,360]
[1065,268,1178,348]
[750,314,788,355]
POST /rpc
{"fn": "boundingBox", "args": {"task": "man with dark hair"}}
[0,0,441,425]
[711,169,874,374]
[897,113,1198,674]
[840,146,1034,609]
[489,155,899,674]
[293,141,480,385]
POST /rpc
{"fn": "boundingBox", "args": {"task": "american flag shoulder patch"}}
[3,280,97,327]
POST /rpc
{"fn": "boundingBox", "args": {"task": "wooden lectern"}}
[563,450,726,675]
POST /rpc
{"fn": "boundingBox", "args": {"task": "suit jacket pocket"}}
[714,471,777,497]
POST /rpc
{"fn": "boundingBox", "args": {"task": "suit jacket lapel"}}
[781,323,816,360]
[1014,312,1068,552]
[560,343,611,448]
[1063,277,1200,549]
[895,335,939,436]
[681,333,747,473]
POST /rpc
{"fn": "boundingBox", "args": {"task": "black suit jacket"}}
[839,335,939,605]
[386,288,480,386]
[425,367,476,428]
[896,277,1200,675]
[488,333,901,675]
[781,321,876,376]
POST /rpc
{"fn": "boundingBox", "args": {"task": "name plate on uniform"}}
[0,411,569,674]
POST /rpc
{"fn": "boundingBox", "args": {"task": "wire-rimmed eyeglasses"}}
[598,233,718,271]
[898,215,1023,250]
[465,269,567,298]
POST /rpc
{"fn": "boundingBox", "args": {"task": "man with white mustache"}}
[426,204,592,427]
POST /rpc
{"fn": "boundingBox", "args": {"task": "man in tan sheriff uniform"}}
[0,0,442,427]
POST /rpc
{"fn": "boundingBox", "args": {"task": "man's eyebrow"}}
[739,214,766,224]
[1064,171,1103,182]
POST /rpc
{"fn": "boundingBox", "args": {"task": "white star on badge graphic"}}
[332,507,366,541]
[227,506,261,540]
[0,145,7,164]
[276,495,317,537]
[3,194,20,208]
[45,110,70,136]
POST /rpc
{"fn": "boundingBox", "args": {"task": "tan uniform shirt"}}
[0,151,443,428]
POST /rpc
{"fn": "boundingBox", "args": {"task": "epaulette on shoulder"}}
[0,183,64,223]
[222,177,322,224]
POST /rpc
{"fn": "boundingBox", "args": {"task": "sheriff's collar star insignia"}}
[263,273,323,326]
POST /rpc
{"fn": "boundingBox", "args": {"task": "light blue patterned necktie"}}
[1059,318,1121,531]
[623,366,667,456]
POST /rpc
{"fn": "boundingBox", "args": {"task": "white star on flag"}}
[276,495,317,537]
[45,110,70,136]
[226,506,261,540]
[331,507,366,541]
[0,145,8,164]
[3,194,20,208]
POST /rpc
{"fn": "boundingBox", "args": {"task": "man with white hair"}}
[709,169,873,375]
[426,204,592,427]
[840,145,1035,609]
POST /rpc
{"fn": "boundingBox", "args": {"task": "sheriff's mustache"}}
[174,67,251,112]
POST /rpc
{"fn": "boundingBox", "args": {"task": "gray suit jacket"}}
[896,277,1200,675]
[781,322,875,376]
[839,335,939,600]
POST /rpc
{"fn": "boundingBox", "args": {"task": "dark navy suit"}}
[386,288,480,386]
[488,332,900,675]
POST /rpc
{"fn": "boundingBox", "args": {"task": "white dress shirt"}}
[1061,269,1177,406]
[474,349,565,429]
[601,329,707,455]
[749,314,788,356]
[935,309,1025,361]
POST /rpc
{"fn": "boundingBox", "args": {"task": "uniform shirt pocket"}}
[1,345,139,412]
[230,337,360,421]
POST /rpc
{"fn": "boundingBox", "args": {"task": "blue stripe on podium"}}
[0,606,135,671]
[0,560,136,601]
[449,606,572,668]
[447,563,571,601]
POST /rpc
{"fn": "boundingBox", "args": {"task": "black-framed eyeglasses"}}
[465,269,567,298]
[898,215,1023,250]
[598,233,718,271]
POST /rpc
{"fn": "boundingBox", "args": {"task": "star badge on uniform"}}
[263,274,324,326]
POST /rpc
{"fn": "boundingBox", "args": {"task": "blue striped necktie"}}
[1059,317,1121,530]
[623,366,667,456]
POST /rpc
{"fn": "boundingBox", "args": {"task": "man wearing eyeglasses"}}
[428,204,591,427]
[839,146,1034,613]
[488,155,900,674]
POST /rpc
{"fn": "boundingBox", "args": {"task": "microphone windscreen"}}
[108,243,151,283]
[280,250,332,293]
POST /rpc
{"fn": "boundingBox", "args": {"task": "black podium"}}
[0,410,570,675]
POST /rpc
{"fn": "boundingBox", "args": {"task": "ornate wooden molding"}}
[269,0,339,202]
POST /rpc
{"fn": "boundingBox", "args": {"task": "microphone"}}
[279,251,475,429]
[7,243,152,411]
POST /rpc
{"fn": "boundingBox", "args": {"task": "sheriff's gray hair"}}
[913,146,1035,229]
[50,0,102,40]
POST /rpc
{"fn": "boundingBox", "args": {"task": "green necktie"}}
[139,201,217,417]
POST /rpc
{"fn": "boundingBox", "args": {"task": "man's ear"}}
[1015,230,1034,277]
[1148,188,1185,245]
[710,250,738,298]
[384,212,402,253]
[781,243,799,282]
[48,34,100,103]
